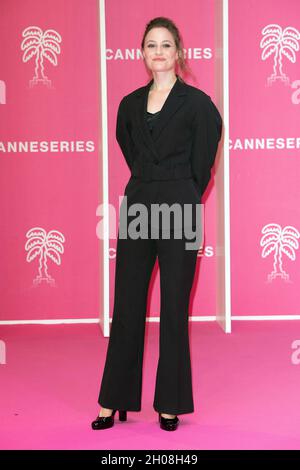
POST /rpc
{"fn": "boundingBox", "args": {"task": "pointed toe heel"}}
[91,409,127,430]
[158,413,179,431]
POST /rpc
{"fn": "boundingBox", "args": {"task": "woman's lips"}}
[153,58,166,61]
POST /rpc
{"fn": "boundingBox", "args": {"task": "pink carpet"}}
[1,320,300,450]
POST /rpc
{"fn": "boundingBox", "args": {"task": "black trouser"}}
[98,213,201,415]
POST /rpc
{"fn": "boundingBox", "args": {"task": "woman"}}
[92,16,222,431]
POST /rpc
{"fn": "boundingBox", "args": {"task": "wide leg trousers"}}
[97,224,200,415]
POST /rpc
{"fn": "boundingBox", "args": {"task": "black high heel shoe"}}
[158,413,179,431]
[91,409,127,430]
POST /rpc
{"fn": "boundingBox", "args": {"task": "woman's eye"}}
[147,44,171,48]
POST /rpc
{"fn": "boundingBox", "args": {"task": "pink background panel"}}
[0,0,100,320]
[107,0,218,318]
[229,0,300,315]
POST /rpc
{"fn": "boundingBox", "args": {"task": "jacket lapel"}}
[135,75,187,162]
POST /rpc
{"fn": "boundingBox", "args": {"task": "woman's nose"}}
[155,47,163,55]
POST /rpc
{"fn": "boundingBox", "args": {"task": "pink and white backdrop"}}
[0,0,101,321]
[229,0,300,317]
[0,0,299,325]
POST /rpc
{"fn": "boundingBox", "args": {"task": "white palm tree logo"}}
[25,227,65,286]
[260,223,299,282]
[21,26,62,88]
[260,24,300,86]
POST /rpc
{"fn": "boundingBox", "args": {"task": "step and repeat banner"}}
[229,0,300,316]
[107,0,219,319]
[0,0,101,320]
[1,0,299,322]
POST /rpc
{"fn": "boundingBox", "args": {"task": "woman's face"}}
[142,27,178,74]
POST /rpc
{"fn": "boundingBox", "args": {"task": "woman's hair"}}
[141,16,194,83]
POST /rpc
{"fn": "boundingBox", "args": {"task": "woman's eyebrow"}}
[146,39,172,44]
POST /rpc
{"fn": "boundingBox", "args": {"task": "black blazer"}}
[116,75,223,203]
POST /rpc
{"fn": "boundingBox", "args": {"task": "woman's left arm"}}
[190,95,223,197]
[116,96,134,171]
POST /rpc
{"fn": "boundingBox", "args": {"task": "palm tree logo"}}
[25,227,65,286]
[21,26,62,88]
[260,223,299,282]
[260,24,300,86]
